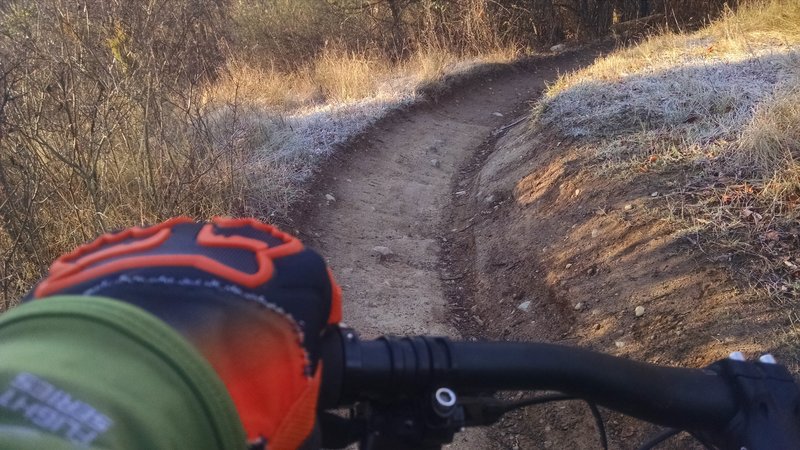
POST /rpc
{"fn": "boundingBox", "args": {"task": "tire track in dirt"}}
[301,49,604,448]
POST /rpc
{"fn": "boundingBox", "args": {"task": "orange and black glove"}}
[25,217,342,449]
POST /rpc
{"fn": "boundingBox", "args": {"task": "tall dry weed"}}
[312,49,390,102]
[736,81,800,174]
[0,0,248,306]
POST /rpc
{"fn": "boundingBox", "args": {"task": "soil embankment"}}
[441,109,784,448]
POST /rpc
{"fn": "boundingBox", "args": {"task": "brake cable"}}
[465,394,608,450]
[637,428,681,450]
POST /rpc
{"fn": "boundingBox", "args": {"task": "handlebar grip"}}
[320,328,738,431]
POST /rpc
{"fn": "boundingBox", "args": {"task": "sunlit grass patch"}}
[526,0,800,302]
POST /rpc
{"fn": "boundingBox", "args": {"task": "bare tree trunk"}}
[576,0,613,37]
[387,0,407,59]
[639,0,649,16]
[539,0,564,43]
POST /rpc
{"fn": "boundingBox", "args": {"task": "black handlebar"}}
[318,326,800,449]
[321,329,736,428]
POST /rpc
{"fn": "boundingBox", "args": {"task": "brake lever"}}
[357,397,465,450]
[460,393,575,427]
[319,412,365,449]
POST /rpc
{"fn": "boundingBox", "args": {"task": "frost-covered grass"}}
[526,0,800,301]
[206,48,518,221]
[533,0,800,169]
[538,47,795,141]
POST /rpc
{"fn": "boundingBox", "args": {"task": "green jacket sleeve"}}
[0,296,246,449]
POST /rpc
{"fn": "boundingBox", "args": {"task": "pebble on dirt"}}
[624,204,634,211]
[651,191,659,197]
[635,306,646,317]
[574,302,583,311]
[325,193,336,202]
[431,159,440,168]
[371,246,393,259]
[565,263,573,269]
[492,112,504,117]
[517,301,532,312]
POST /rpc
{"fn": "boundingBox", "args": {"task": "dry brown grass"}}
[0,0,246,307]
[736,82,800,172]
[213,45,519,110]
[528,0,800,304]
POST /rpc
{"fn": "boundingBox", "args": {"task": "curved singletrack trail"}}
[302,50,601,448]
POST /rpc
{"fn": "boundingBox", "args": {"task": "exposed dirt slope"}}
[442,123,788,448]
[298,50,603,448]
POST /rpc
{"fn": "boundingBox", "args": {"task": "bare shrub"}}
[0,0,247,306]
[231,0,372,69]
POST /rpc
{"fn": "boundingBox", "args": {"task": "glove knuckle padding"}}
[27,217,343,449]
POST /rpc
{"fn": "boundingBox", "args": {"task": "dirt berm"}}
[442,114,787,448]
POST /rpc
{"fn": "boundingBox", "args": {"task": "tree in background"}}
[319,0,735,59]
[0,0,238,300]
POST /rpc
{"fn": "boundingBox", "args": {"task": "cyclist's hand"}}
[25,217,342,449]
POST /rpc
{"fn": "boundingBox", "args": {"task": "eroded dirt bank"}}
[442,123,787,448]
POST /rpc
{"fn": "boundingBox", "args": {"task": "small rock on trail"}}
[371,246,393,260]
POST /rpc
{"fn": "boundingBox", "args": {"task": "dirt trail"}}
[300,50,603,448]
